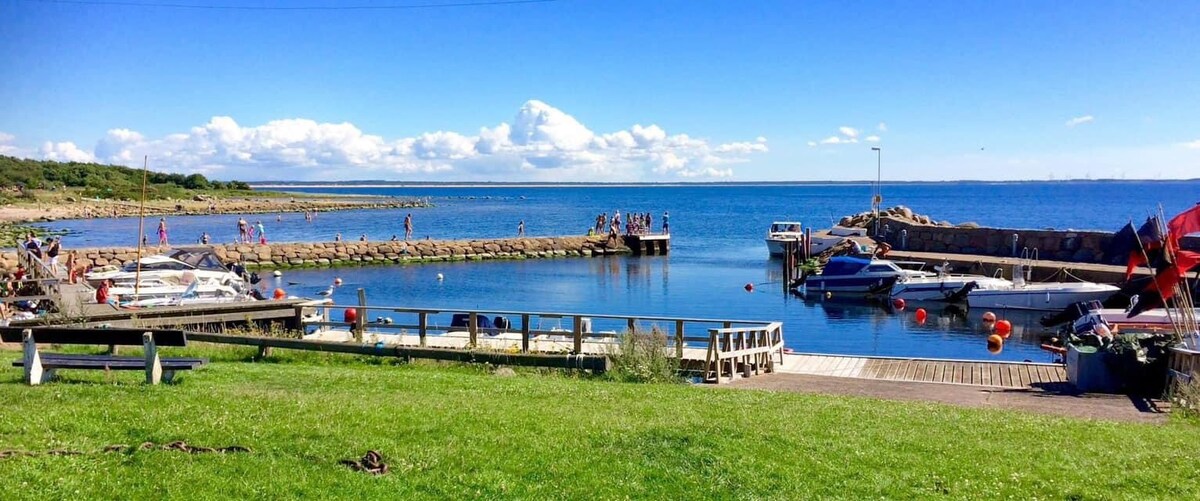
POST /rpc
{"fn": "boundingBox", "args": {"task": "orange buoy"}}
[986,334,1004,354]
[343,308,357,323]
[892,298,906,310]
[744,283,754,292]
[914,308,928,323]
[273,288,286,299]
[994,319,1012,336]
[981,311,997,323]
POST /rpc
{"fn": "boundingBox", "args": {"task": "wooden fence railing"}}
[1168,346,1198,410]
[704,323,786,384]
[296,301,783,381]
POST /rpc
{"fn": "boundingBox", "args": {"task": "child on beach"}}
[255,221,267,244]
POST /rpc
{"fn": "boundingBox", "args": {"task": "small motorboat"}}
[966,264,1119,312]
[890,265,1013,303]
[796,256,935,296]
[765,222,804,256]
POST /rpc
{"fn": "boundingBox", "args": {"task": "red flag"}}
[1145,250,1200,301]
[1168,204,1200,242]
[1125,251,1145,281]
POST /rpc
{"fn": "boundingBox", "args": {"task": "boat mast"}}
[134,155,148,298]
[871,147,882,236]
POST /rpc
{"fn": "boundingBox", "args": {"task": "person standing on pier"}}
[255,221,267,244]
[45,237,61,270]
[157,218,169,246]
[662,211,669,234]
[237,217,249,243]
[517,220,525,237]
[404,214,414,241]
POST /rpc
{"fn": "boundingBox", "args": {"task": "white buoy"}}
[273,270,282,277]
[437,273,444,281]
[334,277,343,286]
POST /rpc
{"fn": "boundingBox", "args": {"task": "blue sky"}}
[1,0,1198,182]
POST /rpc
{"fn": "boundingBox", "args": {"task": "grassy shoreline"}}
[0,348,1196,499]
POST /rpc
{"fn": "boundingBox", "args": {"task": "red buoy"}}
[343,308,357,323]
[915,308,928,324]
[995,319,1013,337]
[273,288,286,300]
[744,283,754,292]
[892,298,906,310]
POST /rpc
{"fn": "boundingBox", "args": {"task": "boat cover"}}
[821,256,872,276]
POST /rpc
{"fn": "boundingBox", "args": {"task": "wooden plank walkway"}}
[777,353,1065,389]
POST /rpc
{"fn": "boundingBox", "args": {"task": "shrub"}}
[607,326,681,383]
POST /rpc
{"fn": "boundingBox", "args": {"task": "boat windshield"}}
[770,223,802,233]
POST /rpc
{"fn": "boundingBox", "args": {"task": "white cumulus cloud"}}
[23,100,767,181]
[1182,139,1200,149]
[1065,115,1094,127]
[865,135,881,143]
[39,141,95,162]
[838,126,859,138]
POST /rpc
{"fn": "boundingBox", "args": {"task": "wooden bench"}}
[0,327,207,385]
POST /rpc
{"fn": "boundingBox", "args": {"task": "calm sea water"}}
[37,181,1200,361]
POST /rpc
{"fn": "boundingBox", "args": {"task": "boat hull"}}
[890,276,1012,302]
[967,286,1119,312]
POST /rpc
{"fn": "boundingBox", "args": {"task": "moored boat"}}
[797,256,935,296]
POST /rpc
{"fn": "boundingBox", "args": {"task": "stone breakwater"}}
[5,196,429,224]
[843,206,1198,264]
[1,236,630,274]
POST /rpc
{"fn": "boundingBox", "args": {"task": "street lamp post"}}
[871,147,881,236]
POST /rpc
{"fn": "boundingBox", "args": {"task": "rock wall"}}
[874,214,1200,264]
[0,236,630,274]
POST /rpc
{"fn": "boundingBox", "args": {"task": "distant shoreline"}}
[252,179,1200,189]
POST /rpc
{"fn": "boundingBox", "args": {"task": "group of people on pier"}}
[592,210,669,236]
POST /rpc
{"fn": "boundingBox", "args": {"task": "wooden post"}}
[627,317,637,335]
[468,312,478,347]
[674,319,684,360]
[521,313,531,353]
[418,311,428,347]
[572,315,583,354]
[291,305,305,332]
[354,288,366,343]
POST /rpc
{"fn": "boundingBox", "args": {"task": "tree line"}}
[0,155,252,200]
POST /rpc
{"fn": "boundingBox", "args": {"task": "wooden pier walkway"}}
[777,353,1066,389]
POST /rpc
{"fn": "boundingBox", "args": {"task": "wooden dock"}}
[777,353,1066,389]
[622,234,670,255]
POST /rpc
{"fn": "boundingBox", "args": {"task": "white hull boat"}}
[891,274,1013,302]
[967,282,1119,311]
[765,221,804,256]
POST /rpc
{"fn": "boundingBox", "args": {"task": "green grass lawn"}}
[0,347,1197,499]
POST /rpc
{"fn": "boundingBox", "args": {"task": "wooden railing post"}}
[521,314,531,353]
[572,315,583,354]
[418,311,428,347]
[674,319,684,361]
[468,312,478,347]
[354,288,366,343]
[628,317,637,335]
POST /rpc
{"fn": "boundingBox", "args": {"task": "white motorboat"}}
[890,266,1014,302]
[765,222,804,256]
[766,222,868,256]
[966,265,1119,312]
[86,248,245,292]
[114,281,247,306]
[797,256,935,295]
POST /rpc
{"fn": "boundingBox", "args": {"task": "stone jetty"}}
[838,205,1199,264]
[1,236,630,274]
